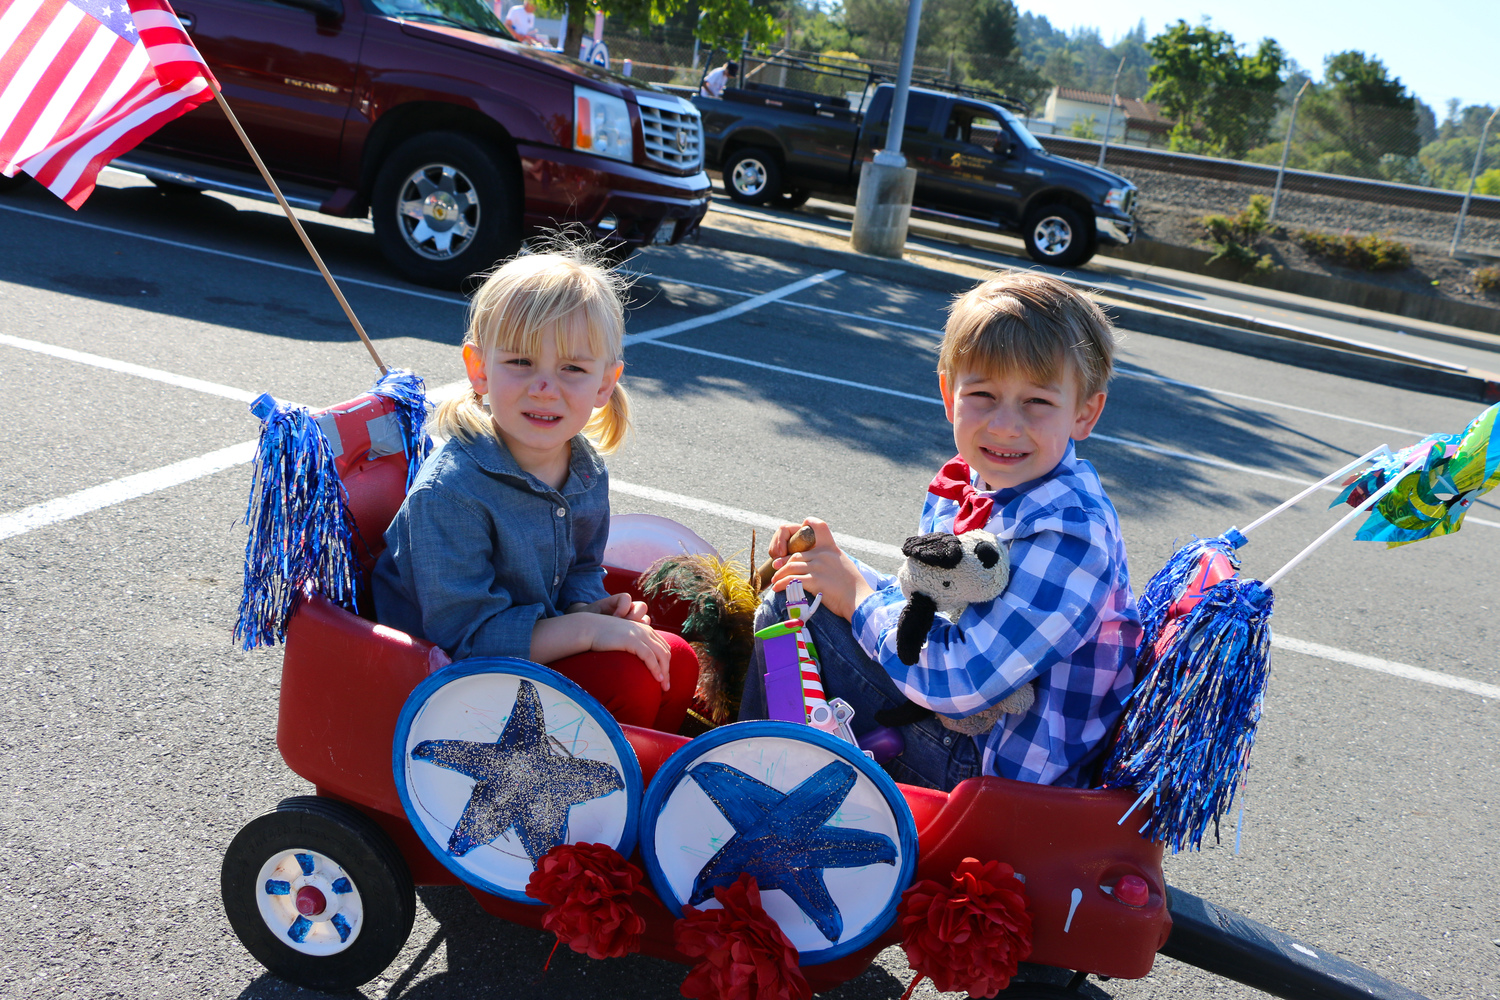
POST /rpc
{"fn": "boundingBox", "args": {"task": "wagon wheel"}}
[221,796,415,992]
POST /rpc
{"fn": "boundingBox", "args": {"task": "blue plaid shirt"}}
[850,442,1141,787]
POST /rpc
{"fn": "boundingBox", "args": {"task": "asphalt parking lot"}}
[0,169,1496,1000]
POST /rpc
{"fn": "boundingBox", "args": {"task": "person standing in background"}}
[499,0,543,44]
[700,60,738,98]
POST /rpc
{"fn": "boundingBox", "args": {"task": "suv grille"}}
[638,97,702,171]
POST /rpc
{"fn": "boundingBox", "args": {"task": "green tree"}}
[842,0,905,61]
[555,0,776,59]
[1069,113,1099,139]
[1298,51,1420,176]
[1145,20,1285,157]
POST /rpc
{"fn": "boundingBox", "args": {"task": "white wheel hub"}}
[1033,215,1074,256]
[255,848,364,956]
[396,163,480,261]
[731,158,767,197]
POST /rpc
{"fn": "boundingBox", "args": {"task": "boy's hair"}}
[434,243,632,453]
[939,272,1116,399]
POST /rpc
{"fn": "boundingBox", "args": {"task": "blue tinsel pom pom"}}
[233,393,359,651]
[1135,533,1242,652]
[369,368,433,492]
[1105,533,1273,853]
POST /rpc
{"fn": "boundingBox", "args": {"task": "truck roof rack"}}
[701,49,1029,117]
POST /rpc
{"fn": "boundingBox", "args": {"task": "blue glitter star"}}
[411,679,623,860]
[687,760,897,942]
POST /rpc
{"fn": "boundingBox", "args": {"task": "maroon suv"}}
[111,0,710,286]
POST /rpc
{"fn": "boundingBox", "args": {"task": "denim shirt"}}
[371,430,611,661]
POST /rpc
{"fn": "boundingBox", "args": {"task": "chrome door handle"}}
[178,11,195,31]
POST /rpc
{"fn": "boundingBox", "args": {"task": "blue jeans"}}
[738,591,982,791]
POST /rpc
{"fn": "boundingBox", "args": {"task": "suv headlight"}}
[574,86,634,163]
[1104,186,1133,211]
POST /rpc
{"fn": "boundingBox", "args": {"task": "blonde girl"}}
[372,247,698,731]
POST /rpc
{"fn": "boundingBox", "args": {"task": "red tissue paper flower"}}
[673,874,811,1000]
[525,842,646,960]
[897,857,1033,1000]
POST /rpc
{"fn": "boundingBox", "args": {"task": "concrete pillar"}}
[850,151,916,258]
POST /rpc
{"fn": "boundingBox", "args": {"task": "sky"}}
[1012,0,1498,114]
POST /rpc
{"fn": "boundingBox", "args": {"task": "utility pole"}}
[850,0,922,257]
[1452,106,1499,256]
[1269,79,1311,225]
[1097,54,1125,168]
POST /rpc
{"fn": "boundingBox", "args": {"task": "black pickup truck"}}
[694,69,1136,268]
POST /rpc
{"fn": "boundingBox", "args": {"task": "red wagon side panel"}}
[912,775,1170,979]
[278,594,450,818]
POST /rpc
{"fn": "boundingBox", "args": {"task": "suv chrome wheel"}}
[394,163,480,261]
[372,131,519,288]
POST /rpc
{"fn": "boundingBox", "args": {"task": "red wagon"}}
[220,390,1425,1000]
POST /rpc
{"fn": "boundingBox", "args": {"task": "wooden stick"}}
[753,523,815,591]
[209,84,387,376]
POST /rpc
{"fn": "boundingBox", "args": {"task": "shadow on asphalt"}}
[5,178,1375,520]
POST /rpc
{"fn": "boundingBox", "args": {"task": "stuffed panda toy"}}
[879,529,1035,735]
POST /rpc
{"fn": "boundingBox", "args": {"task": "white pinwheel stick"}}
[1263,451,1423,588]
[1237,444,1392,539]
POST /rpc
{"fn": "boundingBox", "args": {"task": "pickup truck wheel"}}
[776,187,811,209]
[150,178,202,196]
[373,132,519,289]
[1023,204,1094,268]
[723,147,782,206]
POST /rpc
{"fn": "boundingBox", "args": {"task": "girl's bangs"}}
[491,303,614,361]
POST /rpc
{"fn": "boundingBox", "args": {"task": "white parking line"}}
[641,339,939,403]
[623,269,844,345]
[0,440,257,541]
[7,324,1496,532]
[3,430,1488,698]
[627,336,1500,529]
[610,480,903,560]
[1115,367,1423,437]
[0,333,260,403]
[0,201,468,306]
[643,274,945,337]
[1273,635,1500,700]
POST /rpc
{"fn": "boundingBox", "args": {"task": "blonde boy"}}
[744,273,1141,789]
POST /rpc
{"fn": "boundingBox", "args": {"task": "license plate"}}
[653,222,677,245]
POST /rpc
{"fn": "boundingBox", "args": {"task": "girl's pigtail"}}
[584,380,631,454]
[434,388,494,442]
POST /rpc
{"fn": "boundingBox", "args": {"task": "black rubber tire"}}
[723,146,783,206]
[150,178,203,196]
[221,796,416,993]
[372,131,520,289]
[776,187,811,209]
[1022,203,1094,268]
[994,984,1088,998]
[0,172,30,193]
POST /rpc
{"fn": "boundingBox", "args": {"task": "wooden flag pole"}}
[208,83,388,376]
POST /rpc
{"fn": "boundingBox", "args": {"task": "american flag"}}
[0,0,217,208]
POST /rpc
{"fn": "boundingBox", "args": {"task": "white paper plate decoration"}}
[603,513,719,573]
[640,721,918,965]
[393,658,642,903]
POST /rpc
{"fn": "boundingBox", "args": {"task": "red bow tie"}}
[927,455,994,533]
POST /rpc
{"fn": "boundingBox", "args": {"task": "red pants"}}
[548,630,698,733]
